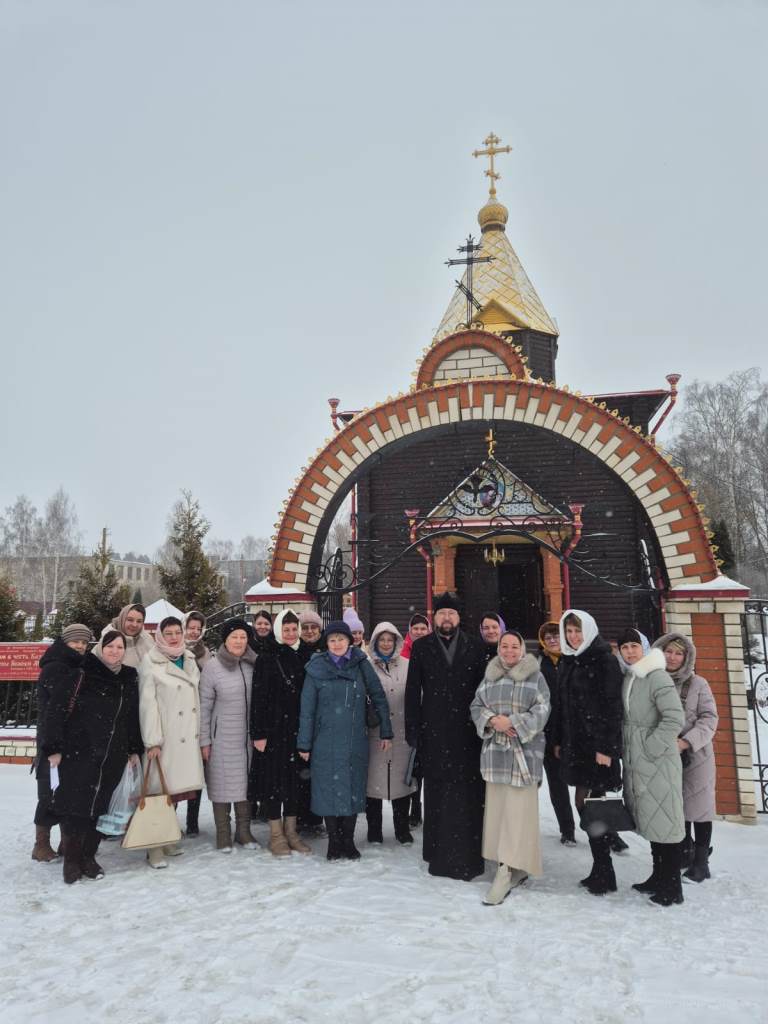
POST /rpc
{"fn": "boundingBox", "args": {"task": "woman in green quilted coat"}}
[619,628,685,907]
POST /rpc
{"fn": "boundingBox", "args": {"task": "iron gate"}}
[741,598,768,813]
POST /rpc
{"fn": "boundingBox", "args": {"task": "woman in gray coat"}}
[653,632,718,883]
[619,628,685,907]
[199,619,259,853]
[365,622,417,846]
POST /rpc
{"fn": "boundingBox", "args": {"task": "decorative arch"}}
[268,377,717,590]
[414,328,528,389]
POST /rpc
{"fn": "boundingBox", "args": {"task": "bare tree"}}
[239,535,268,561]
[206,537,235,562]
[34,488,82,613]
[669,368,768,590]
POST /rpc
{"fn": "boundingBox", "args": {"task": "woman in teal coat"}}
[298,619,393,860]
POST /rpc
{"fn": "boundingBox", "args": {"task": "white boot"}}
[483,863,513,906]
[147,846,168,870]
[508,868,529,888]
[163,843,184,857]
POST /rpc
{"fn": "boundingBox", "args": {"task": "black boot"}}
[650,843,684,906]
[366,798,383,843]
[80,829,105,880]
[409,788,422,828]
[608,831,629,854]
[186,793,201,836]
[340,815,361,860]
[62,833,84,885]
[680,832,694,870]
[632,842,662,894]
[392,795,414,845]
[684,844,711,884]
[586,836,616,895]
[324,817,343,860]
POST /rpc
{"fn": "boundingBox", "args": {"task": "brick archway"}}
[269,377,717,590]
[415,328,528,390]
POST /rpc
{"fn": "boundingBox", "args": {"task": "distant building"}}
[110,558,161,601]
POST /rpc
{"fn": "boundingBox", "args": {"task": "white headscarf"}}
[273,609,301,651]
[559,609,599,656]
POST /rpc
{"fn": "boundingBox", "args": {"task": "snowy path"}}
[3,766,767,1024]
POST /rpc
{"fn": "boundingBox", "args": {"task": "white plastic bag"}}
[96,761,142,837]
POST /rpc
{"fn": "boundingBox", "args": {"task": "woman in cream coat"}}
[139,616,203,869]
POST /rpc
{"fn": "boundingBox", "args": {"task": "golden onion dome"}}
[478,196,509,232]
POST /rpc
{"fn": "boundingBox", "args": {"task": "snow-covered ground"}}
[3,766,767,1024]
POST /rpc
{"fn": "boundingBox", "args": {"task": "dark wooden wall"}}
[500,329,558,383]
[353,420,663,642]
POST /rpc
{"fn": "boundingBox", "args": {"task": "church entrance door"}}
[454,543,544,639]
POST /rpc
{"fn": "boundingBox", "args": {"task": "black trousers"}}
[34,772,59,828]
[422,777,485,881]
[543,752,575,837]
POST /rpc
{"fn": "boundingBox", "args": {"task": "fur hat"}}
[299,610,323,628]
[433,592,461,614]
[221,618,254,643]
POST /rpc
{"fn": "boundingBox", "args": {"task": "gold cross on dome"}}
[472,132,512,197]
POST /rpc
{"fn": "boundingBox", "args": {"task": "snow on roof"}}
[669,574,749,593]
[245,578,307,597]
[143,598,184,623]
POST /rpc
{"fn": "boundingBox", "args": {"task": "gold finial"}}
[485,428,496,458]
[472,132,512,198]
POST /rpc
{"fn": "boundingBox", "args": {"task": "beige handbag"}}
[121,758,182,850]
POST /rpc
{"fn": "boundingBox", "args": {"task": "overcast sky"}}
[1,0,766,557]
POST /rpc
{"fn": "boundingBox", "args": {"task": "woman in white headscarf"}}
[250,610,311,856]
[550,609,624,896]
[138,616,203,868]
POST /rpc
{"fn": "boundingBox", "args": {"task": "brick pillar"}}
[665,586,755,823]
[433,543,457,594]
[541,548,564,622]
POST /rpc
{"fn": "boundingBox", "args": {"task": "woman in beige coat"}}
[139,616,203,869]
[365,622,417,846]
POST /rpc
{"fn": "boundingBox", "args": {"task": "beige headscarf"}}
[91,629,127,674]
[103,604,154,668]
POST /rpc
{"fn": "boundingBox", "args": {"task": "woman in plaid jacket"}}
[471,630,550,906]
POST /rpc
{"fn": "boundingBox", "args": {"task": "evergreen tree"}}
[31,609,44,641]
[132,587,143,605]
[0,574,17,641]
[157,491,226,614]
[710,518,736,577]
[14,615,27,640]
[58,529,131,637]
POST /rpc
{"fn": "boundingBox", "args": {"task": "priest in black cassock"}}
[405,592,487,881]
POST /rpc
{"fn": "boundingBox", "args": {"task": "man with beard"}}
[405,592,487,880]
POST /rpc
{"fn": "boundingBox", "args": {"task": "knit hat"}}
[221,618,254,644]
[617,627,644,648]
[343,607,365,633]
[324,620,353,642]
[61,623,93,645]
[299,610,323,628]
[433,592,461,614]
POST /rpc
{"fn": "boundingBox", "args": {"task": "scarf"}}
[273,609,301,651]
[153,629,187,661]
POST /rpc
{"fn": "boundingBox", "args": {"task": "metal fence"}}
[1,681,37,729]
[742,598,768,813]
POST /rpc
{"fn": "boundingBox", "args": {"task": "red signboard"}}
[0,643,50,681]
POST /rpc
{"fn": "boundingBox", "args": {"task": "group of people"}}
[30,595,718,910]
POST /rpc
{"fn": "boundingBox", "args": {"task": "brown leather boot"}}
[234,802,260,850]
[31,826,58,862]
[268,819,291,856]
[284,816,311,854]
[212,802,233,852]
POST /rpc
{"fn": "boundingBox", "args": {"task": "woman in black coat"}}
[551,609,623,896]
[44,629,143,884]
[250,610,312,856]
[32,624,92,862]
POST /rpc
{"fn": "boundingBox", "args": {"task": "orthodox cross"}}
[472,132,512,197]
[445,235,494,326]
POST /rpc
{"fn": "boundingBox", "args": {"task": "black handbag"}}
[579,791,635,837]
[365,696,380,729]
